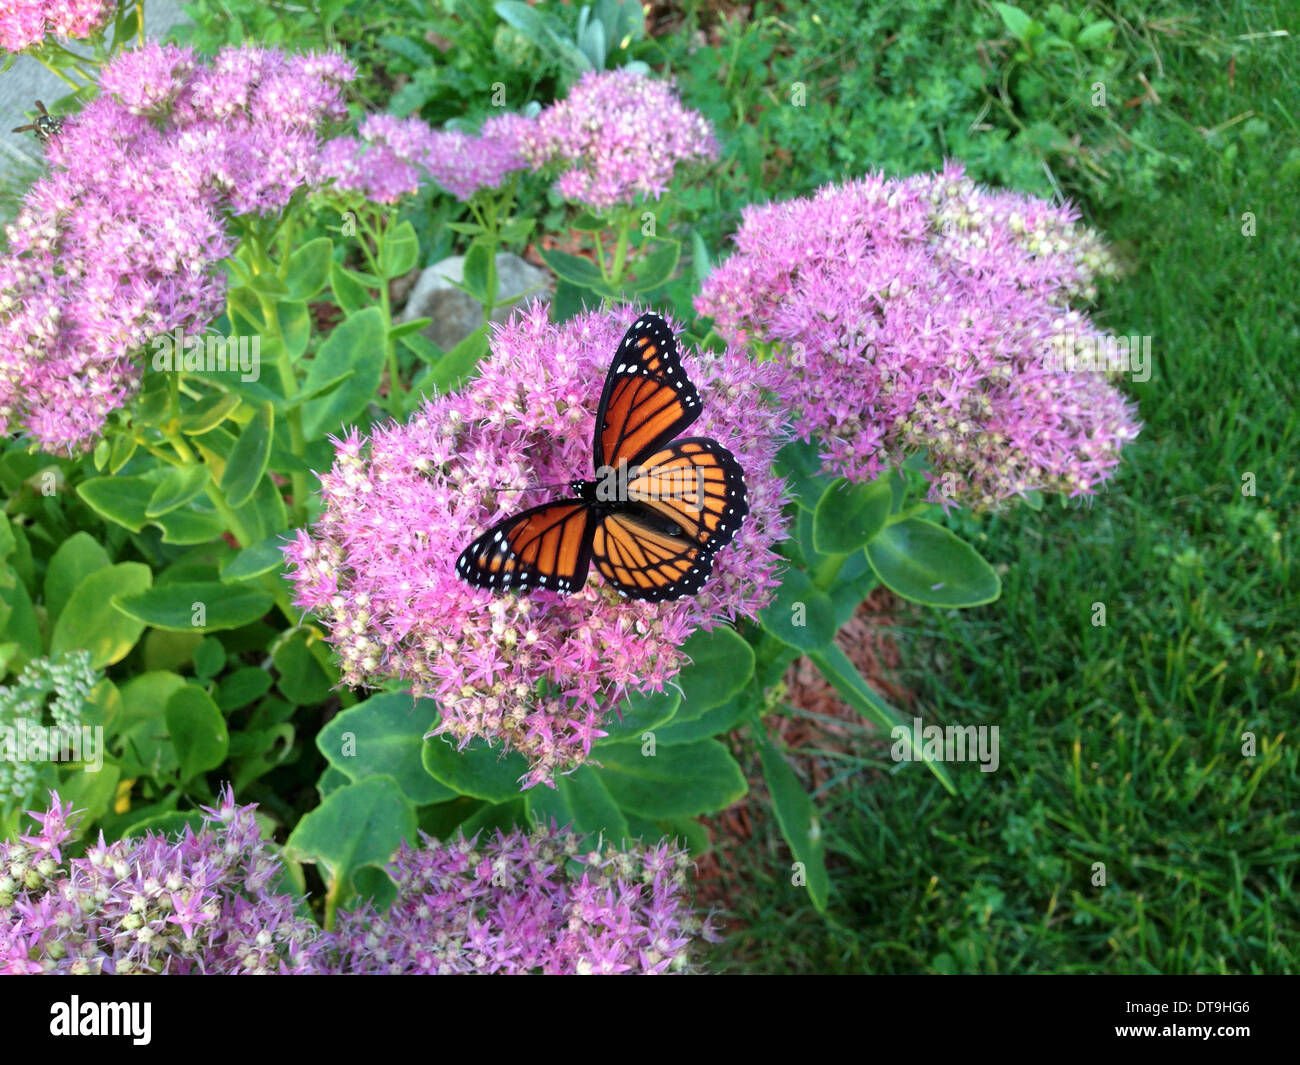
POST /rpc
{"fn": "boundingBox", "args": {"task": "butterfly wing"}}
[593,313,701,472]
[456,500,595,594]
[625,437,749,554]
[591,508,716,602]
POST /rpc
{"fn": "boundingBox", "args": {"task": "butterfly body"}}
[457,314,748,601]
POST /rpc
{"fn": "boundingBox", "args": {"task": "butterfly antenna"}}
[492,481,571,494]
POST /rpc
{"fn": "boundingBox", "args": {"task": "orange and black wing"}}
[593,313,701,472]
[591,508,716,602]
[456,500,595,594]
[625,437,748,553]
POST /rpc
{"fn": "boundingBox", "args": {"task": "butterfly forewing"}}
[594,313,701,471]
[456,500,595,593]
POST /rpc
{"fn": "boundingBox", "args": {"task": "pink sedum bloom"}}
[333,825,715,974]
[318,111,535,205]
[521,70,718,212]
[2,792,715,975]
[0,0,112,51]
[696,163,1140,509]
[284,303,788,789]
[0,42,354,455]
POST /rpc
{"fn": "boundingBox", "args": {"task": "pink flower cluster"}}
[696,163,1140,509]
[284,303,788,789]
[0,43,354,455]
[3,791,714,974]
[421,112,535,202]
[1,791,322,974]
[521,69,718,212]
[335,824,714,974]
[0,0,111,51]
[318,111,533,204]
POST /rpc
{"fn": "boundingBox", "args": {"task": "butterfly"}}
[456,313,748,601]
[11,100,64,144]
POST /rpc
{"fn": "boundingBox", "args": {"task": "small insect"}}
[11,101,64,144]
[457,313,749,602]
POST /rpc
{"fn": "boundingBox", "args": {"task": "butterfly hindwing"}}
[456,500,595,594]
[591,509,716,602]
[624,437,749,553]
[593,313,701,471]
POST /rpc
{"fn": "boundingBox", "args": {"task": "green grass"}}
[691,0,1299,973]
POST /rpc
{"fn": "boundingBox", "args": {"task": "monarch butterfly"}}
[11,101,63,144]
[456,313,748,601]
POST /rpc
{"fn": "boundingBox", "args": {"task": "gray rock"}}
[399,252,552,351]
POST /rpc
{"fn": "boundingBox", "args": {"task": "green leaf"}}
[276,300,312,360]
[525,765,629,843]
[812,475,892,554]
[272,631,334,705]
[537,247,606,290]
[43,533,111,625]
[656,695,750,744]
[145,465,211,518]
[192,637,226,680]
[318,693,454,805]
[759,567,837,651]
[756,729,829,910]
[623,240,680,293]
[107,433,138,473]
[774,439,834,511]
[215,667,272,712]
[219,401,274,508]
[179,393,241,435]
[1075,18,1115,50]
[424,325,489,394]
[388,317,431,342]
[808,643,956,793]
[596,687,680,745]
[77,477,152,532]
[153,507,227,546]
[221,534,288,582]
[865,518,1001,608]
[0,578,40,672]
[993,2,1044,46]
[382,220,420,278]
[691,229,713,286]
[422,732,530,802]
[596,738,747,818]
[285,236,333,300]
[115,581,273,632]
[50,563,153,669]
[675,626,754,718]
[285,776,417,908]
[165,685,229,783]
[330,262,372,315]
[462,242,494,304]
[302,307,387,438]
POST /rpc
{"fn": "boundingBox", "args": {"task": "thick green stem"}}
[608,211,632,288]
[812,551,849,591]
